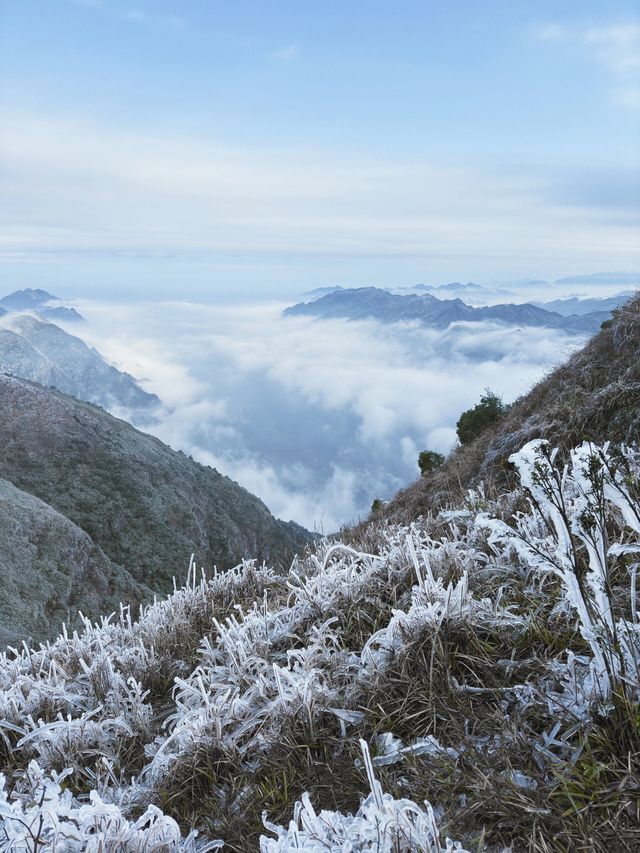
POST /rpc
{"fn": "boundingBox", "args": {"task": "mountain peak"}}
[0,289,84,322]
[0,288,60,309]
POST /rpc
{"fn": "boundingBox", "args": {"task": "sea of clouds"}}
[69,297,585,531]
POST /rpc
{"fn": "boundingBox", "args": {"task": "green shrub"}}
[456,390,505,445]
[417,450,445,476]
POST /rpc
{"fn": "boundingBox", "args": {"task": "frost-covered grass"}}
[1,441,639,851]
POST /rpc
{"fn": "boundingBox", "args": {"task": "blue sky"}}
[1,0,639,298]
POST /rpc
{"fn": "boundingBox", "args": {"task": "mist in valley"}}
[66,294,587,530]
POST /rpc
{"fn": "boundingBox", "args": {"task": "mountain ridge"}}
[284,286,611,333]
[0,476,150,645]
[0,288,84,322]
[0,312,160,415]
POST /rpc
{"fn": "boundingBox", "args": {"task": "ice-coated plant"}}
[0,439,638,849]
[478,439,640,699]
[0,760,222,852]
[260,741,469,852]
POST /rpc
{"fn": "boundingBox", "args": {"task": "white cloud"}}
[583,24,640,74]
[1,112,637,274]
[69,297,584,530]
[534,23,567,41]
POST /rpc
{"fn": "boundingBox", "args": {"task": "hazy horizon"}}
[1,0,639,527]
[2,1,639,299]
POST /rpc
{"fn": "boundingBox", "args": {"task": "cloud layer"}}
[70,298,585,531]
[1,112,638,287]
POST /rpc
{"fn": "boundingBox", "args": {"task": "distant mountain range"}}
[554,272,640,286]
[0,375,310,644]
[383,292,640,519]
[0,311,160,416]
[0,288,84,322]
[284,287,617,333]
[533,292,634,317]
[301,275,640,305]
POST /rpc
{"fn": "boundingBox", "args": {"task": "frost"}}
[260,741,469,852]
[0,440,638,849]
[478,440,640,699]
[0,761,222,852]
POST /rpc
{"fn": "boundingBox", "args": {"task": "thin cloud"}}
[66,1,187,30]
[534,20,640,108]
[270,44,299,61]
[1,113,638,274]
[118,8,188,29]
[583,24,640,74]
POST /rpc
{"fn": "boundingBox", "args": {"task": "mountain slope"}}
[0,375,308,602]
[0,477,148,645]
[381,293,640,521]
[0,301,639,850]
[284,286,610,333]
[1,438,638,851]
[0,313,159,414]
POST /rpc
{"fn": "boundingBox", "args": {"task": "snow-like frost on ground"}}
[0,441,638,849]
[260,741,469,852]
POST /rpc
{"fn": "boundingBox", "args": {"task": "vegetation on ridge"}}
[455,389,505,446]
[0,374,310,645]
[0,438,639,851]
[380,293,640,522]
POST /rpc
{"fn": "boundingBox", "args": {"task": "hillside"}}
[0,435,638,851]
[0,375,309,641]
[381,293,640,522]
[0,296,638,852]
[0,478,148,646]
[0,312,159,415]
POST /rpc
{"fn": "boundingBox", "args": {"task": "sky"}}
[1,0,639,298]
